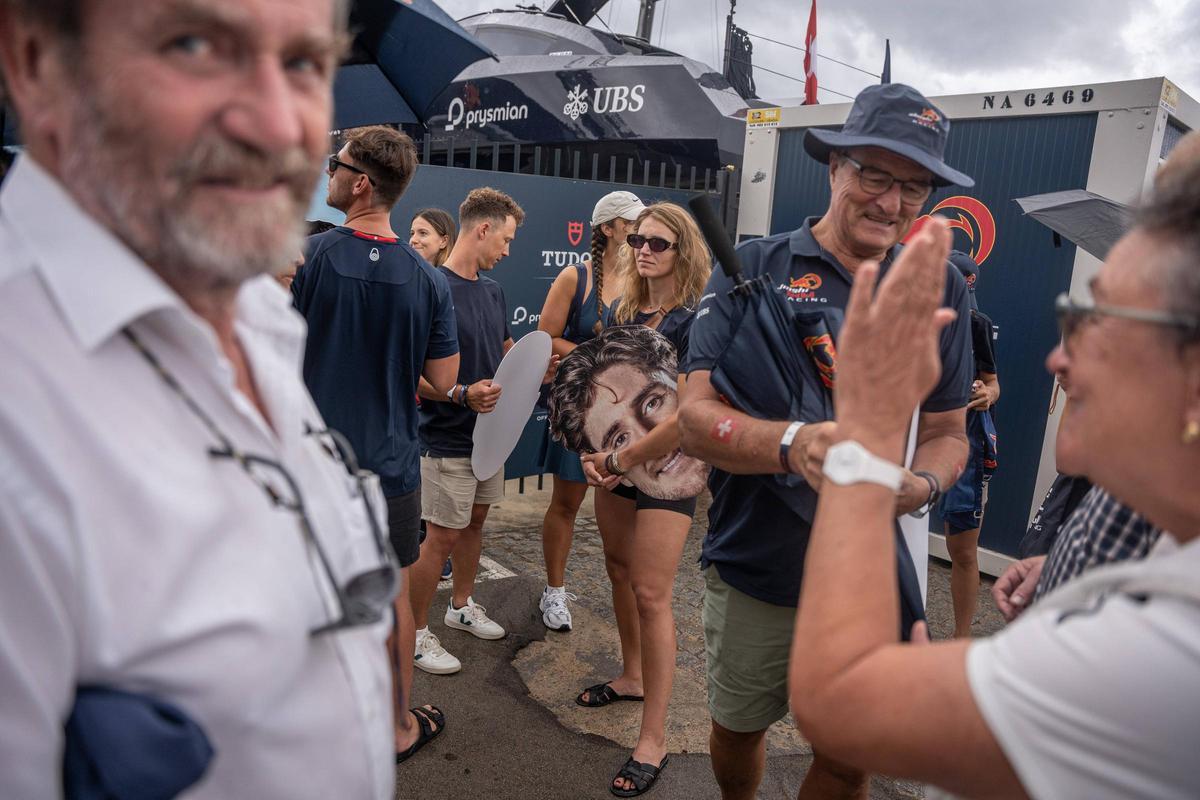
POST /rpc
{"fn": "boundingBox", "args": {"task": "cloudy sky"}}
[438,0,1199,105]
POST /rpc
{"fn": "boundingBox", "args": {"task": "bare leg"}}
[450,504,490,609]
[409,522,460,631]
[585,488,641,699]
[614,508,690,791]
[391,567,441,751]
[542,477,588,587]
[797,750,869,800]
[945,525,981,638]
[709,721,766,800]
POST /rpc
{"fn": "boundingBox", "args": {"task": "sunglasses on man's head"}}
[627,234,678,253]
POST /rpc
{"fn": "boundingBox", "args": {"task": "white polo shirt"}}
[0,157,393,799]
[967,534,1200,799]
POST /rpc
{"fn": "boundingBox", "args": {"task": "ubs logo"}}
[562,83,647,122]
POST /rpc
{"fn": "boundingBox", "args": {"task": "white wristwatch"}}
[822,440,904,491]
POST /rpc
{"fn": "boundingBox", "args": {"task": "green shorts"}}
[702,565,797,733]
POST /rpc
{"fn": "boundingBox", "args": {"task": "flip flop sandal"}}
[395,705,445,764]
[610,755,669,797]
[575,682,645,707]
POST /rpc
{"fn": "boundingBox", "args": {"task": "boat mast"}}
[722,0,735,76]
[635,0,660,41]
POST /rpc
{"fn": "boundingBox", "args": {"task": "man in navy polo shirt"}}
[679,84,975,799]
[292,126,459,763]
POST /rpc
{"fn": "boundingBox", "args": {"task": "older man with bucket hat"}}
[679,83,976,799]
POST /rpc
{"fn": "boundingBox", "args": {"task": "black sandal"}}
[395,705,445,764]
[575,682,645,707]
[610,755,669,797]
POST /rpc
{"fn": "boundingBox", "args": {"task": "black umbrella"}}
[687,195,926,632]
[1014,189,1133,261]
[345,0,497,126]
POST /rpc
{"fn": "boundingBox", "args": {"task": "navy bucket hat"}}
[804,83,974,188]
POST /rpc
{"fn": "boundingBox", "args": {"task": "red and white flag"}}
[803,0,818,104]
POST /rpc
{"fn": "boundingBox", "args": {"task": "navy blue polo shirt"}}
[686,217,973,607]
[419,267,511,457]
[292,227,458,497]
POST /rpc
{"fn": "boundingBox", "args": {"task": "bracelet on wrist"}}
[459,384,469,406]
[606,450,627,476]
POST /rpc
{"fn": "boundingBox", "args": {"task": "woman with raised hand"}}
[554,202,712,797]
[534,191,645,633]
[789,163,1200,799]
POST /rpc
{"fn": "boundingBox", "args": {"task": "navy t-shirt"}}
[419,267,511,457]
[686,217,973,607]
[292,227,458,497]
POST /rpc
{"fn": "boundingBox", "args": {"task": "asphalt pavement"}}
[398,479,1005,800]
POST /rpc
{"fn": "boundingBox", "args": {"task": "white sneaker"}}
[414,629,461,675]
[539,587,577,632]
[443,596,506,640]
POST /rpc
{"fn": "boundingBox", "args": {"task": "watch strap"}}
[779,421,806,473]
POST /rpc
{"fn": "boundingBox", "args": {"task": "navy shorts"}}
[940,411,997,534]
[386,488,422,568]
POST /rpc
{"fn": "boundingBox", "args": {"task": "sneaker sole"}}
[444,616,506,640]
[413,657,461,675]
[542,614,571,632]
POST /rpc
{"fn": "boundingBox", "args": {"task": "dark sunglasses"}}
[1055,292,1200,342]
[627,234,678,253]
[328,156,375,185]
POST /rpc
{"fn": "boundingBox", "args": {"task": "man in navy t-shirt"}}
[407,188,525,676]
[292,126,458,764]
[678,84,975,799]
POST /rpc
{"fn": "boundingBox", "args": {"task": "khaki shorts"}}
[420,456,504,529]
[702,565,797,733]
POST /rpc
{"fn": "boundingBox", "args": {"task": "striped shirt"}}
[1036,486,1163,599]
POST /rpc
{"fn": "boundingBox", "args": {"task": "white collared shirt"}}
[0,157,394,799]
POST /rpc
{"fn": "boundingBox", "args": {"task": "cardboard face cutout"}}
[549,325,709,501]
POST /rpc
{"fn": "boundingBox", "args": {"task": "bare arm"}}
[418,353,459,402]
[537,266,583,358]
[788,218,1025,799]
[900,406,969,514]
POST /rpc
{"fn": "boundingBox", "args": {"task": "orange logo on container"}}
[804,333,838,389]
[905,196,997,266]
[567,221,584,247]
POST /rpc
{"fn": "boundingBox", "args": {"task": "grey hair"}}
[1140,155,1200,340]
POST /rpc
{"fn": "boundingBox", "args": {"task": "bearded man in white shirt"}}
[0,1,399,798]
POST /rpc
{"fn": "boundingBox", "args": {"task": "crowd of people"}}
[0,1,1197,799]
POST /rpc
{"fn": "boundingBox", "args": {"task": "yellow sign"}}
[747,107,782,128]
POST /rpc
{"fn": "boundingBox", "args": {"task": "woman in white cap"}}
[534,191,646,633]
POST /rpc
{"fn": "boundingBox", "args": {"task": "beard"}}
[60,72,320,294]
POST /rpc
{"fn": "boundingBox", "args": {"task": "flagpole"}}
[803,0,818,104]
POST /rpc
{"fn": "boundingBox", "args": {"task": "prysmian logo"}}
[445,96,530,131]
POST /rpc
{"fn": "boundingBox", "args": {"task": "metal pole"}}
[722,0,735,77]
[635,0,659,41]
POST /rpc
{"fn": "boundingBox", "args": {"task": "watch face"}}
[826,442,863,483]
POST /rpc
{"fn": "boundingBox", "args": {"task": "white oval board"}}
[471,331,553,481]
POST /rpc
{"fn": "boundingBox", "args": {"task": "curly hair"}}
[614,203,712,324]
[412,208,457,267]
[459,187,525,232]
[344,126,418,209]
[548,325,677,453]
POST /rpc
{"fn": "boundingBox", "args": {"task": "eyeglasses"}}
[838,153,934,204]
[122,328,397,636]
[328,156,375,185]
[1055,292,1200,343]
[627,234,678,253]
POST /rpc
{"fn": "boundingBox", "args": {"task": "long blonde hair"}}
[614,203,711,324]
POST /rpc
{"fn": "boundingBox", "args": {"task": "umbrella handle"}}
[688,195,747,287]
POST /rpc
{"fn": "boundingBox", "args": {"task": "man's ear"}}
[0,11,70,150]
[476,220,491,240]
[1182,343,1200,441]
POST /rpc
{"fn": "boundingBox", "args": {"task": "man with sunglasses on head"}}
[293,125,461,765]
[679,83,975,800]
[0,2,405,798]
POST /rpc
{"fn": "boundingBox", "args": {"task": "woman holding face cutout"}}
[549,201,711,797]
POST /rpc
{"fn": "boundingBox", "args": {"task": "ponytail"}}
[589,227,607,335]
